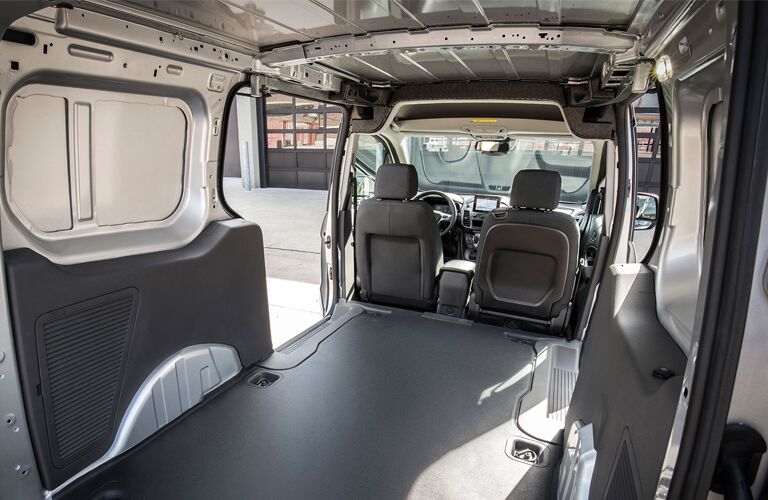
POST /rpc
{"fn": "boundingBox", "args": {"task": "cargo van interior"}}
[1,2,766,499]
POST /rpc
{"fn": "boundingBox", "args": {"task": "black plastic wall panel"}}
[4,220,273,489]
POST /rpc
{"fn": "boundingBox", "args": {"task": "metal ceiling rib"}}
[535,0,562,25]
[306,0,368,34]
[469,0,492,25]
[225,0,366,39]
[446,49,479,79]
[496,48,521,80]
[349,55,405,84]
[215,0,312,40]
[397,53,441,82]
[385,0,426,28]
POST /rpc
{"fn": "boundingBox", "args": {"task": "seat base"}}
[468,296,572,336]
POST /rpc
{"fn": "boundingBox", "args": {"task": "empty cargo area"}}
[58,304,579,500]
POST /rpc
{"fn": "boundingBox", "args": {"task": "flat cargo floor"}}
[59,305,560,500]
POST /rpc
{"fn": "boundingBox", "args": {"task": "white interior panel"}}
[73,102,93,221]
[5,94,73,232]
[93,101,186,226]
[0,10,239,264]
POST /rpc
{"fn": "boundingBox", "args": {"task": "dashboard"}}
[419,193,586,261]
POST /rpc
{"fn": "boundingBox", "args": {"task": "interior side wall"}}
[564,265,686,499]
[0,6,269,493]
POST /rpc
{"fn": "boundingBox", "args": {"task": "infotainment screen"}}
[473,195,500,212]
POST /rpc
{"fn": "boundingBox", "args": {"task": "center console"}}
[437,260,476,318]
[461,195,502,260]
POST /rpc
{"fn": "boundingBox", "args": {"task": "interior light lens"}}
[655,55,673,82]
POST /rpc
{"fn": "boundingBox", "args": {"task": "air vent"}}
[36,289,137,466]
[462,209,471,227]
[605,432,642,500]
[547,367,577,422]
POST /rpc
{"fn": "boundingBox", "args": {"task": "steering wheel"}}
[413,191,458,237]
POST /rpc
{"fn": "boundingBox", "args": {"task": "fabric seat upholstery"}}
[355,163,443,310]
[473,169,579,321]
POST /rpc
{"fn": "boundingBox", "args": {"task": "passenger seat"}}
[471,170,580,331]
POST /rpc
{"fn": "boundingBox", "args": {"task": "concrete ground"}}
[223,178,327,347]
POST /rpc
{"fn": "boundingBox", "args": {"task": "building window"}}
[265,95,342,150]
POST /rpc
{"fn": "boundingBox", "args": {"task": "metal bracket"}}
[251,60,342,95]
[250,72,337,104]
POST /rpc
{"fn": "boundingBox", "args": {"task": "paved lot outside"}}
[633,229,655,260]
[223,178,327,347]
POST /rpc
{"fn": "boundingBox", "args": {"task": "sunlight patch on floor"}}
[267,277,323,347]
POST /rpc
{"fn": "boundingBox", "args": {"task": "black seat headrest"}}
[374,163,419,200]
[510,170,562,210]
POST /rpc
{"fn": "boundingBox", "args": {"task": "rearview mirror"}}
[474,140,509,154]
[634,193,659,230]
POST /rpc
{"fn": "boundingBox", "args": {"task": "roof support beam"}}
[258,25,638,68]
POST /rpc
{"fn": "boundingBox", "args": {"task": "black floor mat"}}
[58,308,559,500]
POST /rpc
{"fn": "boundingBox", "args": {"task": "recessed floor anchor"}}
[513,447,539,464]
[247,370,281,388]
[506,438,546,466]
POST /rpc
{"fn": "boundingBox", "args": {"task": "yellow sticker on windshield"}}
[470,119,498,123]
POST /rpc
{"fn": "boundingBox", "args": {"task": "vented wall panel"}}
[605,434,641,500]
[36,289,137,467]
[547,367,577,422]
[5,221,273,489]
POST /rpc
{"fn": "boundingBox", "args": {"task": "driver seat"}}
[355,163,443,310]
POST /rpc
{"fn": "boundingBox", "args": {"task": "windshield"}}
[401,135,595,204]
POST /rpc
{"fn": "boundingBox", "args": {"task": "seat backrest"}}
[474,170,579,320]
[355,163,443,310]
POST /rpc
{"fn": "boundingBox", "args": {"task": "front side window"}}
[353,135,393,200]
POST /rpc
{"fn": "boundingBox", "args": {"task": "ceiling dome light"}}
[655,55,673,82]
